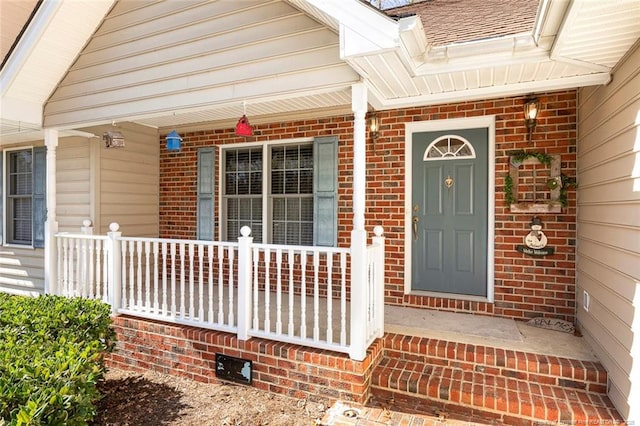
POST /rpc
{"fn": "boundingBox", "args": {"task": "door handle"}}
[412,216,419,240]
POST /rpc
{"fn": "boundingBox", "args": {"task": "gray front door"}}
[411,128,488,296]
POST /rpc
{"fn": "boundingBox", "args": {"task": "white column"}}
[349,83,369,361]
[44,129,59,294]
[237,226,253,341]
[351,83,367,231]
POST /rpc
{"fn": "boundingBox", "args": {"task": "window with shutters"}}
[220,137,337,246]
[1,147,46,247]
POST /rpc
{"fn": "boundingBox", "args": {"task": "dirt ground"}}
[92,368,329,426]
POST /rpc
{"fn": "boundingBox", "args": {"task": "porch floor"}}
[384,305,596,361]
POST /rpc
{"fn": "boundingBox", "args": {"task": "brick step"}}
[370,355,623,425]
[382,333,608,394]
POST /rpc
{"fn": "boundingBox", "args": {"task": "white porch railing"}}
[53,223,385,360]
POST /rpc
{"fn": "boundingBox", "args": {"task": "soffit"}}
[0,0,113,130]
[551,0,640,69]
[2,0,640,143]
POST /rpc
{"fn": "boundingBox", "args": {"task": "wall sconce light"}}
[103,131,125,148]
[369,112,380,141]
[166,130,182,151]
[524,98,540,142]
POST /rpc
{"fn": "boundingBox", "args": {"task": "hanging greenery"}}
[509,150,554,167]
[559,174,578,207]
[504,173,516,205]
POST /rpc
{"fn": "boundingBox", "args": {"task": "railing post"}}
[349,228,368,361]
[237,226,253,340]
[372,226,385,338]
[81,219,94,235]
[106,223,122,315]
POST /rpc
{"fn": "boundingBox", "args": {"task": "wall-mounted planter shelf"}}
[510,202,562,213]
[508,154,561,213]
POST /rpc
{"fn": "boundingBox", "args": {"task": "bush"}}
[0,294,116,425]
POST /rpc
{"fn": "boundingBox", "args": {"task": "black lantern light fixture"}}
[524,98,540,142]
[368,112,380,141]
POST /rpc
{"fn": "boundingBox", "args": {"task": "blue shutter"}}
[32,146,46,248]
[313,136,338,247]
[197,147,215,240]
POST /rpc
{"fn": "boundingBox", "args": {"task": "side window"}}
[2,147,46,247]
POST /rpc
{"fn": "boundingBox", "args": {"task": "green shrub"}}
[0,294,116,426]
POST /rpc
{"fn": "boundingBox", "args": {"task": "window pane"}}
[272,147,284,170]
[285,170,298,193]
[301,198,313,221]
[300,170,312,194]
[226,173,236,195]
[12,198,32,243]
[271,171,284,194]
[300,223,313,246]
[227,198,238,220]
[285,147,299,169]
[287,198,299,221]
[300,145,313,168]
[273,198,285,221]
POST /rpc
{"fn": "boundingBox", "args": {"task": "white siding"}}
[0,247,44,295]
[43,0,358,128]
[576,42,640,421]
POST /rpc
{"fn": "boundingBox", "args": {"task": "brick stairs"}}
[370,333,624,425]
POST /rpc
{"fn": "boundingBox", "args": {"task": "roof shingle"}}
[385,0,539,46]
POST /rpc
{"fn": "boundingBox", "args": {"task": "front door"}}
[411,128,488,297]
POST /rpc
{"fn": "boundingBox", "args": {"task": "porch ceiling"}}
[1,0,639,144]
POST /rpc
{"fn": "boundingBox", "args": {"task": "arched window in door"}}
[423,135,476,161]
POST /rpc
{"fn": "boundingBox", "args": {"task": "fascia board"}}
[550,0,580,61]
[414,49,551,76]
[371,72,611,110]
[301,0,399,57]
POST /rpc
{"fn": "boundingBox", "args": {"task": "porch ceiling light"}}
[368,112,380,141]
[524,98,540,142]
[166,130,182,152]
[103,131,125,148]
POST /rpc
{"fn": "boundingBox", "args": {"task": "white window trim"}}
[218,137,314,243]
[2,146,36,249]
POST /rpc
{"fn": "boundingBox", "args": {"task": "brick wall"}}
[107,315,382,403]
[159,90,577,323]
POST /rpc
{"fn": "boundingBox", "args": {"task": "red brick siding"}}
[159,90,577,323]
[107,315,382,403]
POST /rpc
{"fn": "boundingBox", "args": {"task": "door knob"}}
[412,216,419,240]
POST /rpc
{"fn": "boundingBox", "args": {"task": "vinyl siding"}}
[43,0,358,128]
[57,136,91,232]
[90,122,159,236]
[0,247,44,295]
[576,42,640,421]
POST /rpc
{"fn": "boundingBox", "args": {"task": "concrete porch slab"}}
[384,306,597,361]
